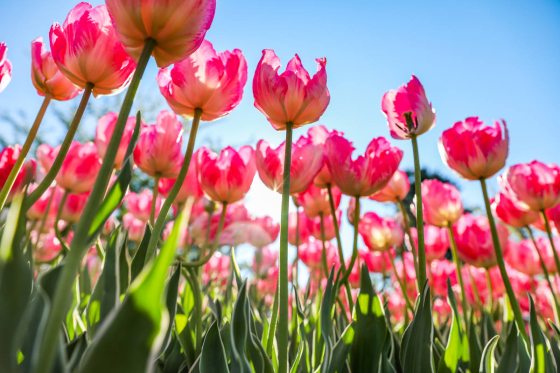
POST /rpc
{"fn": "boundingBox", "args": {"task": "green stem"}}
[33,39,156,373]
[319,213,329,278]
[388,251,414,312]
[0,95,51,210]
[292,206,300,286]
[479,178,529,344]
[410,134,427,290]
[446,225,469,326]
[485,268,494,312]
[327,184,345,270]
[27,86,93,208]
[150,176,160,225]
[33,187,55,250]
[278,122,293,373]
[145,108,202,260]
[398,198,420,291]
[183,202,227,267]
[541,210,560,276]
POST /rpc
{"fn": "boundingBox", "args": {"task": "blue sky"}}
[0,1,559,239]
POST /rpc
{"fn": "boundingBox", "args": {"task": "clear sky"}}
[1,1,559,251]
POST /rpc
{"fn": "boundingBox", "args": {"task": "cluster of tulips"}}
[0,0,559,372]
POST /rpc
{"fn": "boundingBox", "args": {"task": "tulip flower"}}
[244,216,280,248]
[256,134,323,194]
[55,142,100,194]
[49,3,136,96]
[309,210,343,242]
[27,185,56,222]
[34,232,63,262]
[429,259,457,297]
[288,211,311,246]
[133,110,184,179]
[410,226,449,262]
[381,75,436,140]
[545,204,560,233]
[202,252,230,287]
[359,249,393,274]
[0,42,12,93]
[505,239,554,276]
[369,169,410,203]
[158,150,203,205]
[198,146,256,204]
[95,112,140,169]
[125,190,162,223]
[106,0,216,68]
[31,37,81,101]
[0,146,36,201]
[492,190,539,228]
[439,117,508,181]
[307,125,342,188]
[61,192,89,223]
[295,183,341,218]
[359,212,404,252]
[122,212,146,242]
[419,179,463,227]
[299,237,339,273]
[158,40,247,121]
[392,252,418,302]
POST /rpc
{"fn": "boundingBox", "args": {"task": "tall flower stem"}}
[484,269,494,311]
[183,203,227,267]
[26,87,93,208]
[446,224,468,327]
[388,251,414,312]
[0,95,51,210]
[145,108,202,260]
[150,176,160,225]
[327,184,344,264]
[397,198,420,291]
[479,178,529,344]
[33,39,156,373]
[339,196,361,311]
[278,122,293,373]
[527,226,560,318]
[541,211,560,275]
[410,134,426,289]
[319,213,329,278]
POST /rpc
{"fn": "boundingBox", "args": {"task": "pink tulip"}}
[158,40,247,120]
[492,190,539,228]
[359,212,404,252]
[122,212,146,242]
[245,216,280,248]
[501,161,560,211]
[256,134,322,194]
[433,298,452,324]
[462,265,505,305]
[0,146,36,199]
[61,191,89,223]
[202,252,230,286]
[253,50,330,130]
[106,0,215,68]
[125,189,162,222]
[0,42,12,93]
[392,252,418,300]
[325,133,403,197]
[410,225,449,262]
[288,211,311,246]
[158,151,203,204]
[198,145,256,204]
[96,112,140,169]
[34,232,63,262]
[36,144,56,173]
[49,3,136,96]
[453,214,509,268]
[309,210,342,241]
[387,290,408,325]
[420,179,463,227]
[55,141,100,194]
[253,246,279,276]
[439,117,508,180]
[535,282,556,321]
[306,125,342,188]
[505,238,555,276]
[369,169,410,203]
[381,75,436,139]
[429,259,457,297]
[299,237,339,272]
[360,249,393,274]
[545,204,560,233]
[295,183,341,218]
[133,110,184,178]
[31,37,81,100]
[27,185,56,221]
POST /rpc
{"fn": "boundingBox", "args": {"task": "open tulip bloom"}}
[1,2,560,373]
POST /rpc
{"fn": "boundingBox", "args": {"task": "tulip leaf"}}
[78,208,188,373]
[200,321,230,373]
[130,225,152,281]
[320,269,337,372]
[528,296,557,373]
[480,335,500,373]
[401,283,434,373]
[328,323,354,373]
[350,264,388,372]
[496,322,529,373]
[158,263,181,356]
[438,280,468,373]
[230,281,252,373]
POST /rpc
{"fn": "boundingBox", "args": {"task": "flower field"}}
[0,1,559,372]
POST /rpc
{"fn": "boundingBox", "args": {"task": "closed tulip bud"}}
[256,134,322,194]
[439,117,508,180]
[453,214,509,268]
[359,212,404,252]
[492,190,539,228]
[55,142,100,194]
[410,225,449,262]
[501,161,560,211]
[31,37,81,100]
[133,110,184,178]
[95,112,140,169]
[370,169,410,203]
[419,179,463,227]
[158,40,247,120]
[158,149,203,204]
[0,42,12,93]
[325,134,403,197]
[198,145,256,204]
[295,183,341,218]
[49,3,137,96]
[106,0,216,68]
[381,75,436,139]
[253,50,330,130]
[0,146,36,199]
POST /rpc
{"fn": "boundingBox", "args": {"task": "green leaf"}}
[130,225,152,282]
[230,281,252,373]
[78,208,189,373]
[469,313,483,373]
[200,321,230,373]
[350,264,388,372]
[438,280,468,373]
[320,269,337,372]
[0,193,32,372]
[158,263,181,356]
[401,283,434,373]
[528,296,557,373]
[497,323,521,373]
[480,335,500,373]
[328,323,354,373]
